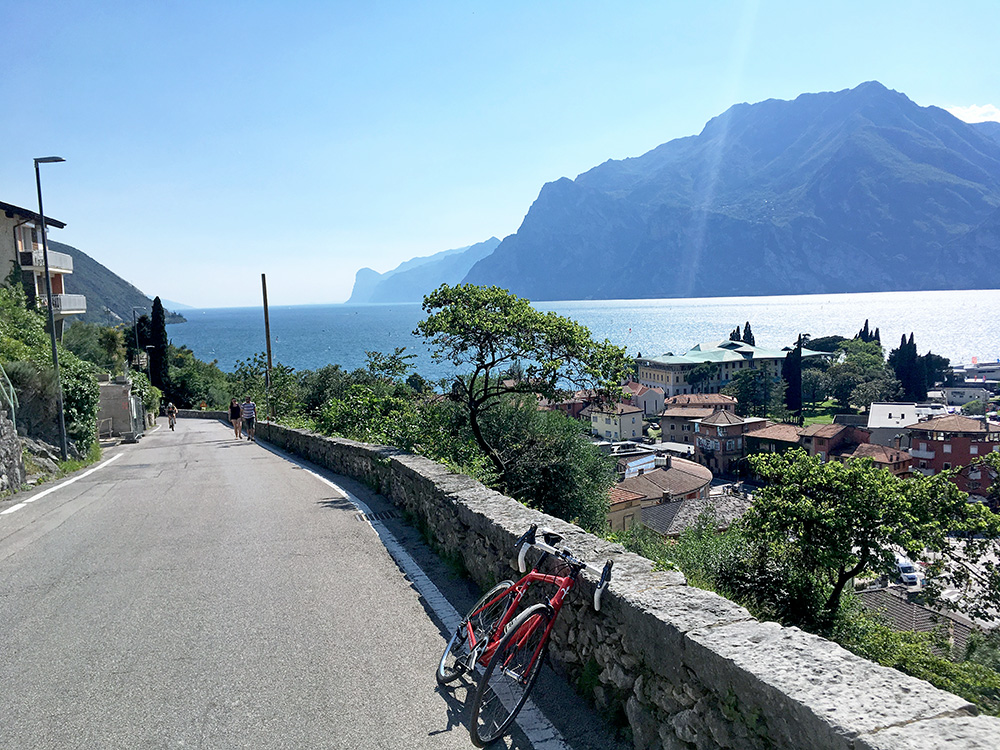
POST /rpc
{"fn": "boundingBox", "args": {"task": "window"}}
[888,413,892,419]
[943,444,952,454]
[943,462,951,470]
[920,442,927,451]
[670,424,675,430]
[971,445,979,455]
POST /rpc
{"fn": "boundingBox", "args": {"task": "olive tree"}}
[415,284,630,486]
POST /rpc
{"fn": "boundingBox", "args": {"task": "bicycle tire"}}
[469,602,551,747]
[436,580,516,686]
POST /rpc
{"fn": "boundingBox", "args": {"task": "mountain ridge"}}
[461,81,1000,300]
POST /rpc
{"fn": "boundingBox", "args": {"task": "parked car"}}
[895,554,925,586]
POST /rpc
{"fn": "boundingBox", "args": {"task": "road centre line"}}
[260,440,571,750]
[0,452,124,516]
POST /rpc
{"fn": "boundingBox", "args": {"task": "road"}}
[0,418,627,750]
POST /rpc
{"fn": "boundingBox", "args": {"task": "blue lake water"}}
[167,290,1000,379]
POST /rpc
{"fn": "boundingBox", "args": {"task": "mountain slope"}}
[348,237,500,303]
[49,240,185,324]
[463,82,1000,300]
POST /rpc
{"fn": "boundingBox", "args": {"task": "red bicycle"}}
[436,524,613,746]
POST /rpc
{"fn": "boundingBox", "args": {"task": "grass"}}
[801,399,855,426]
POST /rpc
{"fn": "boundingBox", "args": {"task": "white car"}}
[895,555,925,586]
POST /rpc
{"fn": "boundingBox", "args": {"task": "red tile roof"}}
[609,486,645,506]
[749,422,803,443]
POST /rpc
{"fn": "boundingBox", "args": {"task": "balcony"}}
[909,448,935,460]
[19,249,73,274]
[50,294,87,316]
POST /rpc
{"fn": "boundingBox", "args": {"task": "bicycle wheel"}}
[436,580,516,686]
[469,603,551,747]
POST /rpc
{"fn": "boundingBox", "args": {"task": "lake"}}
[167,290,1000,380]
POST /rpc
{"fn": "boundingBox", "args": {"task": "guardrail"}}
[0,363,19,432]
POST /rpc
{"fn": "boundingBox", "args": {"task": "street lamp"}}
[132,306,146,367]
[34,156,68,461]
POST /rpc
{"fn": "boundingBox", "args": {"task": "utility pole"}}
[261,274,274,420]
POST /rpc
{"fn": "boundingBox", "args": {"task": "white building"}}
[584,402,644,441]
[0,200,86,337]
[636,340,823,397]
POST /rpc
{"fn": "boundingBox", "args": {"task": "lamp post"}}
[145,345,155,375]
[132,306,146,368]
[34,156,68,461]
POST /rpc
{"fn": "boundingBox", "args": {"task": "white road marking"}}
[260,440,571,750]
[1,453,124,515]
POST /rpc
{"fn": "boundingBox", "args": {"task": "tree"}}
[415,284,630,484]
[686,361,719,394]
[742,321,755,347]
[722,368,774,417]
[745,449,1000,624]
[729,327,741,342]
[781,335,803,420]
[801,369,829,409]
[889,333,928,402]
[150,297,170,393]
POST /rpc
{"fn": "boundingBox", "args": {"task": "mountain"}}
[974,121,1000,145]
[49,240,186,325]
[348,237,500,303]
[463,82,1000,300]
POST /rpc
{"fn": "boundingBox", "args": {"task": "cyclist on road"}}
[166,402,178,431]
[241,396,257,441]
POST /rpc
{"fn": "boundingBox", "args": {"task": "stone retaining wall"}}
[0,411,24,494]
[256,421,1000,749]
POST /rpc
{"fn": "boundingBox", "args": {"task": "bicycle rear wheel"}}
[469,603,551,747]
[436,580,515,685]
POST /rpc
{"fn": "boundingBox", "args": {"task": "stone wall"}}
[0,410,24,494]
[256,421,1000,749]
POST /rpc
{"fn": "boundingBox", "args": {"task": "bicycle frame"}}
[461,556,578,674]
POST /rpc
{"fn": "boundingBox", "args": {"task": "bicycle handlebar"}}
[515,524,613,612]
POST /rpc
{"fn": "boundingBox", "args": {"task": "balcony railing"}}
[19,249,73,274]
[51,294,87,315]
[909,448,935,460]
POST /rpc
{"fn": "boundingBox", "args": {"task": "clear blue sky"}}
[2,1,997,308]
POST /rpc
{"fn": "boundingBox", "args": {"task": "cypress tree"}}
[150,297,170,394]
[742,321,755,347]
[730,327,741,342]
[782,334,803,422]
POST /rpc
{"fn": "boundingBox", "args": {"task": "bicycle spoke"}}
[471,607,549,745]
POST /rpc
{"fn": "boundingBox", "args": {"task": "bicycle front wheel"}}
[436,580,516,686]
[469,603,551,747]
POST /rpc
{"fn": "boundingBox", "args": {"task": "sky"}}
[2,1,998,308]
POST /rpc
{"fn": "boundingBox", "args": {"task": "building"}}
[744,421,912,477]
[866,402,949,447]
[616,455,713,506]
[905,415,1000,483]
[692,409,767,474]
[0,199,86,337]
[608,486,644,531]
[830,442,912,477]
[938,387,993,407]
[583,402,644,441]
[622,381,665,416]
[798,423,872,462]
[659,393,738,446]
[744,422,802,455]
[636,340,823,396]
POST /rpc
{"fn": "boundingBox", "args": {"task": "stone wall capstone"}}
[255,420,1000,750]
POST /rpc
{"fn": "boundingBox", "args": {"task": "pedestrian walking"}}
[241,396,257,442]
[229,398,242,439]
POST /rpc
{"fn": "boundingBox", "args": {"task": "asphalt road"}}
[0,419,628,750]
